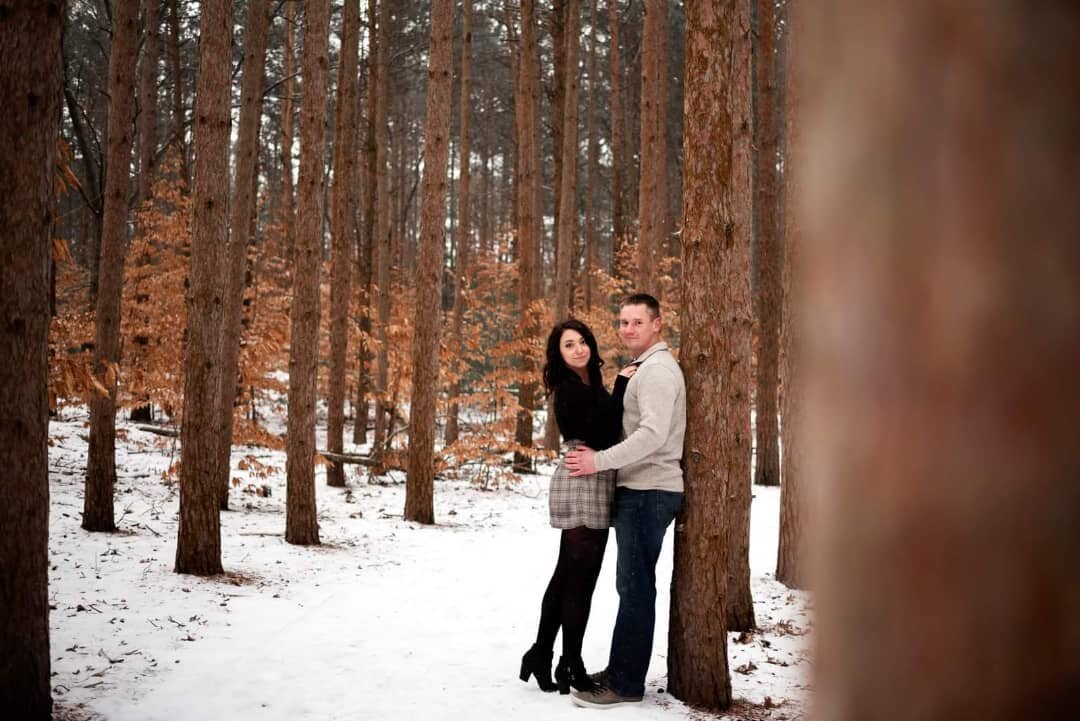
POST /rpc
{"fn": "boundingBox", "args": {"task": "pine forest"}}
[1,1,1077,720]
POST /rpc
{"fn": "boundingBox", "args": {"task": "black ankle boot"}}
[519,644,557,692]
[554,656,596,695]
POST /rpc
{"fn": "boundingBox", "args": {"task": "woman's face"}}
[559,329,591,374]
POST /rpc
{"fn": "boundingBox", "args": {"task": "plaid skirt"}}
[548,440,616,529]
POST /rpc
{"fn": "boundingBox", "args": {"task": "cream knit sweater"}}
[593,341,685,493]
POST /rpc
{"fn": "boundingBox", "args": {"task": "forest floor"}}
[47,407,811,721]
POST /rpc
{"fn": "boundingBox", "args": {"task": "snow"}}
[48,409,810,721]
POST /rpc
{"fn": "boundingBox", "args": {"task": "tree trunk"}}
[550,0,566,297]
[175,0,231,576]
[326,0,360,488]
[278,0,298,258]
[285,0,330,545]
[636,0,667,293]
[354,0,379,446]
[86,0,140,534]
[0,5,61,717]
[370,0,392,465]
[775,0,804,589]
[404,0,454,525]
[137,0,161,204]
[167,0,187,183]
[608,0,625,279]
[445,0,474,447]
[752,0,781,487]
[716,0,756,634]
[513,0,541,473]
[553,0,580,323]
[217,0,269,509]
[805,3,1080,719]
[583,0,599,312]
[668,0,746,708]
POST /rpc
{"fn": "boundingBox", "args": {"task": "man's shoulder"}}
[637,353,684,386]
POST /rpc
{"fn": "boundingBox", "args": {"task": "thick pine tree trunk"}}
[137,0,160,204]
[175,0,231,576]
[0,5,62,717]
[86,0,140,534]
[717,0,757,632]
[326,0,360,488]
[807,2,1080,719]
[404,0,454,525]
[217,0,269,509]
[513,0,541,474]
[285,0,330,545]
[775,0,804,589]
[445,0,474,447]
[752,0,781,487]
[370,0,393,464]
[669,0,743,707]
[636,0,667,293]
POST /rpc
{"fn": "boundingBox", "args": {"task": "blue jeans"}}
[606,487,684,697]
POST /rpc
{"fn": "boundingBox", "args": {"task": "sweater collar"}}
[633,341,669,365]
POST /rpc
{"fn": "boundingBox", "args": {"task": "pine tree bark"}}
[513,0,541,473]
[550,0,567,295]
[217,0,269,509]
[752,0,781,487]
[717,0,756,634]
[445,0,474,447]
[327,0,360,488]
[636,0,667,293]
[583,0,599,312]
[806,3,1080,719]
[137,0,161,204]
[0,5,62,717]
[86,0,140,534]
[669,0,744,707]
[278,0,298,257]
[404,0,454,525]
[553,0,580,323]
[354,0,379,446]
[175,0,231,576]
[166,0,187,182]
[775,0,804,589]
[285,0,330,545]
[608,0,625,278]
[370,0,393,464]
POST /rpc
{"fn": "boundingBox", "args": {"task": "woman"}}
[519,319,636,695]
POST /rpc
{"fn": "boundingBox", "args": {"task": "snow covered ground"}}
[48,409,811,721]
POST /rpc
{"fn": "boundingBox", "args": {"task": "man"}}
[564,293,686,709]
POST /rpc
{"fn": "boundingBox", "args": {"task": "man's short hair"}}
[621,292,661,319]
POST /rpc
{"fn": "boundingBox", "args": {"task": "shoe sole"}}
[570,694,643,710]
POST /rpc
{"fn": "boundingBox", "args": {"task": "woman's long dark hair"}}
[542,319,605,397]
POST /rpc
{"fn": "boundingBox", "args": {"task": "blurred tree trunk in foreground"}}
[0,3,63,717]
[805,2,1080,719]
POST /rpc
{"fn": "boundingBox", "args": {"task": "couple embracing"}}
[520,293,686,710]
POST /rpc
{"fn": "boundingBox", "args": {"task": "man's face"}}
[618,303,662,356]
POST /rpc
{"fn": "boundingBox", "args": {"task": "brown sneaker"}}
[570,684,643,709]
[587,669,608,686]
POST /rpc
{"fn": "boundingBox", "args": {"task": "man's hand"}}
[565,446,598,477]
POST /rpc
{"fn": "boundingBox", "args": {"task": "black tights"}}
[535,527,609,660]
